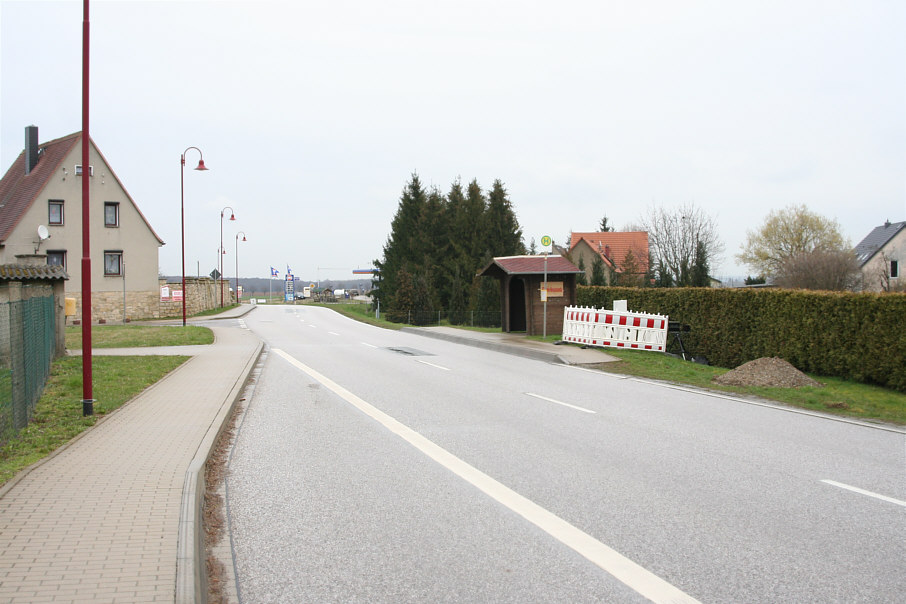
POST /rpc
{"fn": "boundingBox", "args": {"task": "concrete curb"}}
[175,338,264,604]
[401,327,567,364]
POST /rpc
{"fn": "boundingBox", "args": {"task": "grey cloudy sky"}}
[2,0,904,283]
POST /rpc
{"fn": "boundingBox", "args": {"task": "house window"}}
[891,260,899,279]
[104,251,123,276]
[47,250,66,270]
[49,200,64,225]
[104,202,119,227]
[74,165,93,176]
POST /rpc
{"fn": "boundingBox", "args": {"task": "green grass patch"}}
[0,355,188,486]
[66,325,213,349]
[319,303,406,330]
[597,347,906,425]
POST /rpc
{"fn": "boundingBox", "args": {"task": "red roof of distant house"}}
[478,255,583,277]
[569,232,649,273]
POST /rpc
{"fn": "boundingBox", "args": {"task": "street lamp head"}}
[242,234,247,242]
[194,158,209,171]
[229,212,236,221]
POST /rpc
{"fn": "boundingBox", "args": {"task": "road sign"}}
[284,274,295,302]
[540,235,553,254]
[210,268,221,280]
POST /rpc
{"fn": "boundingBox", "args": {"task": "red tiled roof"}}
[0,131,163,245]
[0,132,80,242]
[479,255,583,276]
[569,232,649,273]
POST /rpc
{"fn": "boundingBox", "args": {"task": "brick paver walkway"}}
[0,321,261,603]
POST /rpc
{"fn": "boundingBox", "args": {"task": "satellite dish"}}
[37,225,50,241]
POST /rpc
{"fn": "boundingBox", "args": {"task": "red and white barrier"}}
[562,303,668,352]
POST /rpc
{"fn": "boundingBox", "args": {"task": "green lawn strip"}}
[66,325,213,349]
[597,347,906,425]
[0,355,188,486]
[319,303,406,330]
[323,303,505,332]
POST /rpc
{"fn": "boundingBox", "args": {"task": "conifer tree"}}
[375,174,428,316]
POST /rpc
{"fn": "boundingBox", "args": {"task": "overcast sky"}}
[2,0,904,283]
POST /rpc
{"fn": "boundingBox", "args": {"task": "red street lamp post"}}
[220,206,236,307]
[181,147,208,326]
[235,231,247,303]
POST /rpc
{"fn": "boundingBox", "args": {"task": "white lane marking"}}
[821,480,906,508]
[361,342,377,348]
[416,359,450,371]
[238,319,247,330]
[272,348,699,604]
[328,331,340,336]
[525,392,596,414]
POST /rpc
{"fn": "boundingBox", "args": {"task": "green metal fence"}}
[0,295,56,446]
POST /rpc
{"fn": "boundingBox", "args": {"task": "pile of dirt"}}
[713,357,822,388]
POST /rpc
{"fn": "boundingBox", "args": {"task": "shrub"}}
[577,286,906,392]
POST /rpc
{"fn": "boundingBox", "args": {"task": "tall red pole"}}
[81,0,93,416]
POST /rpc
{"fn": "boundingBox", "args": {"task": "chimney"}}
[604,244,612,259]
[25,125,39,175]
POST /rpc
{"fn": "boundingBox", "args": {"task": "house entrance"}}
[508,277,526,332]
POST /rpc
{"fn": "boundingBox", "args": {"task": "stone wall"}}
[66,277,235,324]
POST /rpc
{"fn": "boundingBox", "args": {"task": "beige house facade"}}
[0,126,163,322]
[855,220,905,292]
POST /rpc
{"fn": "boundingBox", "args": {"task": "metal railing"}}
[0,295,56,446]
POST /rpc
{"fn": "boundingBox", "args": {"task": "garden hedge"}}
[576,286,906,392]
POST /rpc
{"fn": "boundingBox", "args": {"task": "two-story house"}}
[854,220,905,292]
[0,126,163,322]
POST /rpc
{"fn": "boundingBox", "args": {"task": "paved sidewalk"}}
[0,312,262,603]
[403,325,618,365]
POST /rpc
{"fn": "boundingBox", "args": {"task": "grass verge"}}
[66,324,213,349]
[596,347,906,425]
[319,309,906,425]
[0,355,188,486]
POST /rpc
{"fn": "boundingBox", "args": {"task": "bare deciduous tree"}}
[640,202,723,287]
[773,250,860,291]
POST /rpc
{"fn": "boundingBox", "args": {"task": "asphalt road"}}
[224,305,905,603]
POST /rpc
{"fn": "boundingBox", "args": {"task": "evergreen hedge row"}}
[576,286,906,392]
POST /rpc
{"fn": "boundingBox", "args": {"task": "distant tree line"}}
[373,174,525,325]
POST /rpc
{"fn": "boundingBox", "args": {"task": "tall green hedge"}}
[577,286,906,392]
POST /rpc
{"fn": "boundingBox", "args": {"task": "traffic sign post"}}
[540,235,552,338]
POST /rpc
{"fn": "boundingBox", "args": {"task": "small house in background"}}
[478,255,583,335]
[568,232,649,286]
[854,220,905,292]
[0,126,164,322]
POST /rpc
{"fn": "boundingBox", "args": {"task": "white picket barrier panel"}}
[562,304,668,352]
